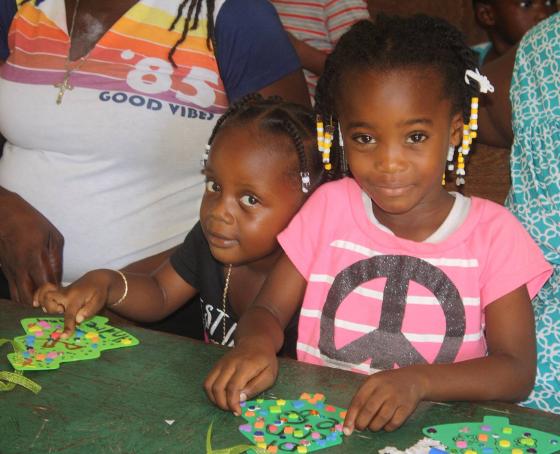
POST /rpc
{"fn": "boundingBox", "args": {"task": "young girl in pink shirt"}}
[204,15,552,432]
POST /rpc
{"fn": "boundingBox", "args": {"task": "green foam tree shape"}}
[7,316,139,371]
[238,392,346,453]
[423,415,560,454]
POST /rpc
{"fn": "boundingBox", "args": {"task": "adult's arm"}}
[215,0,310,107]
[477,45,516,149]
[0,186,64,305]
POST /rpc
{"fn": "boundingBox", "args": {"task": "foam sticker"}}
[7,316,139,371]
[238,392,346,453]
[423,415,559,454]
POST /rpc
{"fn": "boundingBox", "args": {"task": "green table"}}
[1,300,558,453]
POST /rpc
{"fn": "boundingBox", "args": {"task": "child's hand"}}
[32,271,113,338]
[204,342,278,416]
[343,368,426,434]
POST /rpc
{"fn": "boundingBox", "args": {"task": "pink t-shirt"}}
[278,178,552,374]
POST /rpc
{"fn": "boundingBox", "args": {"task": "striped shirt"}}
[271,0,369,98]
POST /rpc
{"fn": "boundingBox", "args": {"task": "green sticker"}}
[7,316,139,371]
[423,415,560,454]
[238,393,346,453]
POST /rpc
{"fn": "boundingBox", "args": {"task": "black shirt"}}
[170,222,238,346]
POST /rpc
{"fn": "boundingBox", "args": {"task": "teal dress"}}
[505,12,560,414]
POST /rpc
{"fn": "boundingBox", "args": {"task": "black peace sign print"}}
[318,255,466,370]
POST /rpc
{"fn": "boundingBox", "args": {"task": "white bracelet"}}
[108,270,128,307]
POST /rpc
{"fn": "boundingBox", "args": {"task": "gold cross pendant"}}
[54,72,74,105]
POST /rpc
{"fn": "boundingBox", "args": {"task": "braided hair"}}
[168,0,216,67]
[205,93,327,193]
[315,14,480,174]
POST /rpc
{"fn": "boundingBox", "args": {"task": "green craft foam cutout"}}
[238,392,346,453]
[423,415,560,454]
[7,316,139,371]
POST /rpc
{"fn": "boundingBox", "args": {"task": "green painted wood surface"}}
[1,300,559,453]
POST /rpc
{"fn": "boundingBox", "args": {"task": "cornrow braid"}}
[168,0,216,68]
[204,93,329,194]
[281,119,310,192]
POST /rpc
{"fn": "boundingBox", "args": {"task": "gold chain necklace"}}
[54,0,87,105]
[222,264,232,344]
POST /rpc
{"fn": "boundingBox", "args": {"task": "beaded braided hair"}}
[203,93,327,194]
[315,14,489,185]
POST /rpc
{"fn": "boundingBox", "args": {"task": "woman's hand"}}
[0,188,64,305]
[204,340,278,416]
[33,270,115,338]
[343,368,427,434]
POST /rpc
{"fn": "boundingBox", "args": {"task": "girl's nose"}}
[374,147,406,174]
[211,196,235,224]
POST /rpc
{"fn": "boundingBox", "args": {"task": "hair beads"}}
[317,116,334,171]
[451,68,494,186]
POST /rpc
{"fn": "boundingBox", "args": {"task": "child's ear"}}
[450,112,463,147]
[474,3,496,29]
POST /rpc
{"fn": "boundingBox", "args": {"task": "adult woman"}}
[0,0,309,306]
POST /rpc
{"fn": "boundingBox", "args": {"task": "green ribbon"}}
[0,338,42,394]
[206,421,267,454]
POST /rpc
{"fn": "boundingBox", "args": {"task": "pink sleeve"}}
[277,185,330,280]
[478,203,552,307]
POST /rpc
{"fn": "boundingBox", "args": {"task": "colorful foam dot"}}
[294,430,304,437]
[325,405,336,412]
[254,436,265,443]
[502,426,512,434]
[50,331,61,340]
[91,343,98,349]
[456,441,468,449]
[520,438,535,447]
[465,450,477,454]
[288,412,299,420]
[38,321,51,328]
[276,399,286,406]
[512,449,523,454]
[238,424,252,433]
[311,432,321,440]
[284,443,295,450]
[284,427,294,434]
[269,406,281,414]
[296,446,307,453]
[121,338,132,345]
[46,351,58,359]
[256,442,267,449]
[268,425,279,433]
[478,433,489,442]
[267,446,278,453]
[85,332,98,339]
[36,353,46,361]
[254,421,264,429]
[292,400,304,409]
[498,440,511,448]
[244,411,255,417]
[480,425,492,432]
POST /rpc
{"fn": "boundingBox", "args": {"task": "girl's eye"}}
[354,134,375,144]
[205,180,220,193]
[406,132,427,144]
[240,194,259,207]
